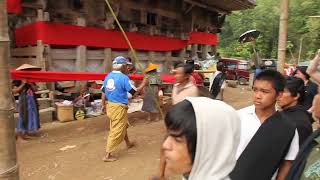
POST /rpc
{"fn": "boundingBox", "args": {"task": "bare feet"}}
[102,154,118,162]
[17,136,28,143]
[149,175,165,180]
[126,141,136,149]
[27,131,40,138]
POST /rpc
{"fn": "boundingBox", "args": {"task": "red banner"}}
[6,0,22,14]
[15,22,218,51]
[189,32,219,45]
[11,70,176,83]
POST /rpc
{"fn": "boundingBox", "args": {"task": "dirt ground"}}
[17,85,253,180]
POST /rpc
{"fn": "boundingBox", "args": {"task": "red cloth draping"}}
[6,0,22,14]
[189,32,219,45]
[15,22,218,51]
[11,70,176,83]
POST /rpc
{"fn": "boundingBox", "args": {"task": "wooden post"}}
[179,48,186,59]
[202,44,209,59]
[164,51,172,73]
[191,44,198,58]
[37,10,51,90]
[212,45,217,55]
[277,0,289,73]
[37,9,44,21]
[104,21,112,72]
[36,40,47,90]
[104,48,112,72]
[148,51,155,62]
[76,18,87,90]
[0,0,19,179]
[44,12,50,22]
[148,26,155,62]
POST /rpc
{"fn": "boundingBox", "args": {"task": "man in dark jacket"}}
[278,76,313,145]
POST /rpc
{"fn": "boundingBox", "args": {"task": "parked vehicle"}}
[261,59,277,70]
[218,58,250,85]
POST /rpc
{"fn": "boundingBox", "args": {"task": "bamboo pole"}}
[297,37,303,65]
[277,0,289,73]
[0,0,19,179]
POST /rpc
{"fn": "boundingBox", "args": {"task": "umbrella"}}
[239,29,260,44]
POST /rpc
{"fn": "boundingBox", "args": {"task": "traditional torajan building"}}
[5,0,256,123]
[8,0,256,74]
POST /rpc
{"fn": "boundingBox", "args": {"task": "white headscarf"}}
[185,97,241,180]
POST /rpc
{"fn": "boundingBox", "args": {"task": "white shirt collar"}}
[112,70,122,73]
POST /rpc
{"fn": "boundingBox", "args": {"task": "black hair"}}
[186,59,195,71]
[147,69,157,74]
[285,76,305,103]
[254,69,285,94]
[217,62,224,71]
[173,61,183,69]
[165,100,197,163]
[186,59,194,65]
[12,80,22,87]
[176,63,193,75]
[295,66,310,80]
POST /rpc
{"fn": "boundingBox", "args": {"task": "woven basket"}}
[56,104,74,122]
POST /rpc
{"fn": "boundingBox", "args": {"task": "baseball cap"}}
[113,56,132,65]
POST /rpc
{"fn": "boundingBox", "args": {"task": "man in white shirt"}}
[230,69,300,180]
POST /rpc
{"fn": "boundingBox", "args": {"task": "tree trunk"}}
[0,0,19,179]
[277,0,289,73]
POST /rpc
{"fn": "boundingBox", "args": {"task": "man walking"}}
[102,56,146,162]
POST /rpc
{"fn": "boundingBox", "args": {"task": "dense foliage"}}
[218,0,320,63]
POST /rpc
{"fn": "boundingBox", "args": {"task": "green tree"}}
[219,0,320,62]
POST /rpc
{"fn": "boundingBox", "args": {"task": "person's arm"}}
[307,49,320,83]
[276,130,299,180]
[220,81,227,101]
[126,77,148,96]
[220,89,224,101]
[12,80,26,94]
[276,161,292,180]
[101,87,106,113]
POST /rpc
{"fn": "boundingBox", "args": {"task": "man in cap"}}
[102,56,146,162]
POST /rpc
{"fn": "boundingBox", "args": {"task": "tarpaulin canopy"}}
[15,22,218,51]
[6,0,22,14]
[10,70,176,83]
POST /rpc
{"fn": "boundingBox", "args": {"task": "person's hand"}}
[102,104,106,114]
[22,79,27,85]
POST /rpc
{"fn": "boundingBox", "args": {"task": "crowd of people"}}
[11,48,320,179]
[102,49,320,180]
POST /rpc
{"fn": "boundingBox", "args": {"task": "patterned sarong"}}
[106,101,129,153]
